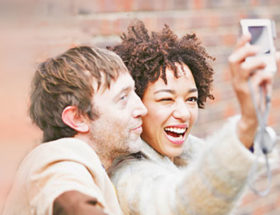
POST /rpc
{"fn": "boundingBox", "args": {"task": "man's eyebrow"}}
[154,88,197,94]
[113,86,132,101]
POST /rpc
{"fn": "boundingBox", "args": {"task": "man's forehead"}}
[92,70,134,95]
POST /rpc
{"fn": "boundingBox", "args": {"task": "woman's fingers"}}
[276,52,280,72]
[228,45,259,66]
[240,59,266,77]
[235,34,251,49]
[250,70,273,95]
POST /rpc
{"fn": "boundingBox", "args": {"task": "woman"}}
[109,20,275,215]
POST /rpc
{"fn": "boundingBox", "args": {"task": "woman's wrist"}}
[237,117,258,149]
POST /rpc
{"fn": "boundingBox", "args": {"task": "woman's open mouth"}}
[164,125,188,145]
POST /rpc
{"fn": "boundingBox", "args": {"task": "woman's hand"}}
[228,35,274,149]
[277,52,280,72]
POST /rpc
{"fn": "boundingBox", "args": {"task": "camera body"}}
[240,19,277,73]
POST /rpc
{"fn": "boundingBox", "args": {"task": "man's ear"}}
[62,106,89,133]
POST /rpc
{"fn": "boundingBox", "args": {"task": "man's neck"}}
[75,135,113,171]
[97,154,113,171]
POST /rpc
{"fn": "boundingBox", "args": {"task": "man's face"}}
[88,71,147,159]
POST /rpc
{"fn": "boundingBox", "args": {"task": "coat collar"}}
[139,135,204,167]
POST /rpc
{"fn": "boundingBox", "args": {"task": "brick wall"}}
[0,0,280,214]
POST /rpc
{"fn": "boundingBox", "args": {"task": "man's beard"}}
[126,136,144,153]
[88,124,131,162]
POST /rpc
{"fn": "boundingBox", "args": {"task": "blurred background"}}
[0,0,280,214]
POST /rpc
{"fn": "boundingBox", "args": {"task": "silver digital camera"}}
[240,19,277,73]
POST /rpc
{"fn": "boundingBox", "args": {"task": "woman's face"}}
[141,63,198,159]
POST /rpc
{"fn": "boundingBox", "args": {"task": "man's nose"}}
[132,93,147,118]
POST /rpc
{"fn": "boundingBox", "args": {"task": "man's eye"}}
[120,94,128,101]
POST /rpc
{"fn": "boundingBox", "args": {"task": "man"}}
[3,46,147,215]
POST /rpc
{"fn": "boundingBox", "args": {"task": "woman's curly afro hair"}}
[109,19,215,108]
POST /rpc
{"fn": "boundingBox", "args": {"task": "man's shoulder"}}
[36,137,91,151]
[5,138,116,215]
[28,138,96,160]
[19,138,103,178]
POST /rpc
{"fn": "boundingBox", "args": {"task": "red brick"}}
[241,193,259,206]
[222,33,237,46]
[223,102,237,118]
[172,0,189,10]
[193,0,204,9]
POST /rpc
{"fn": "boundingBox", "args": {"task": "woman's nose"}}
[172,100,190,122]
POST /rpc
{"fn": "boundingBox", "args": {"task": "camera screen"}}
[248,26,270,54]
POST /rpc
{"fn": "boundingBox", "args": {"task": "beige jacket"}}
[3,138,123,215]
[110,117,261,215]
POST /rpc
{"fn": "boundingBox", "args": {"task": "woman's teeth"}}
[164,127,186,135]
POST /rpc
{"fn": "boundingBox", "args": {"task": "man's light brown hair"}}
[29,46,128,142]
[110,20,215,108]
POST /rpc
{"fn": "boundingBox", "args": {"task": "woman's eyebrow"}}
[154,88,197,94]
[189,88,198,93]
[154,89,175,94]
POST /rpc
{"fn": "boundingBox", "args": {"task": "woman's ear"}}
[62,106,89,133]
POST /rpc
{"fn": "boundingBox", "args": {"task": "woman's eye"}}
[187,97,198,102]
[159,98,173,102]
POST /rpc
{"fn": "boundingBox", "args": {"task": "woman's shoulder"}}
[108,141,178,182]
[174,134,205,167]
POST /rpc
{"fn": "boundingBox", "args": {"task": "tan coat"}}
[3,138,123,215]
[109,117,261,215]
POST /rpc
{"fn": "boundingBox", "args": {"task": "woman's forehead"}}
[148,65,195,90]
[157,63,193,83]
